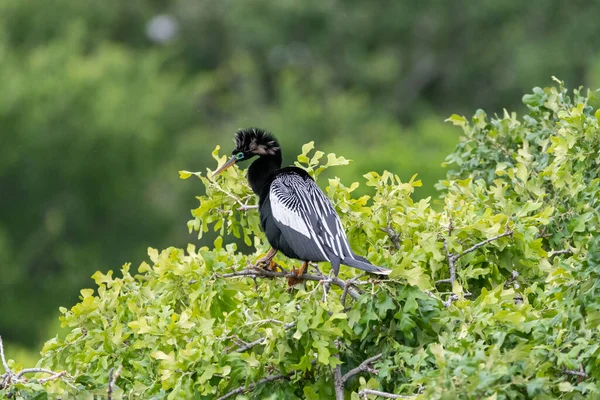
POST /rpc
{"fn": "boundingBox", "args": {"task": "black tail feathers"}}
[342,254,391,275]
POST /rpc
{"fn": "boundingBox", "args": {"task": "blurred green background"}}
[2,0,600,363]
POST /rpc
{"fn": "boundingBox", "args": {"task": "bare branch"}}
[206,180,251,211]
[435,238,456,286]
[237,204,258,212]
[340,283,350,308]
[38,371,66,384]
[0,336,11,377]
[107,365,123,400]
[309,262,323,275]
[549,249,572,257]
[342,353,382,383]
[380,225,400,250]
[562,364,587,379]
[1,336,77,392]
[454,228,513,262]
[219,268,362,301]
[334,340,344,400]
[15,368,60,380]
[231,322,296,353]
[436,226,513,287]
[358,388,418,399]
[504,270,520,289]
[442,293,459,308]
[216,370,294,400]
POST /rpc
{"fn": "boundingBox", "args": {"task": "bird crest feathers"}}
[234,128,280,156]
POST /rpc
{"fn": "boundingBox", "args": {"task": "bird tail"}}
[342,254,391,275]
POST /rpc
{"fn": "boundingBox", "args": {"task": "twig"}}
[206,180,250,211]
[219,269,362,301]
[504,270,520,290]
[342,353,382,382]
[2,336,78,392]
[454,228,513,261]
[549,249,572,257]
[436,226,514,287]
[237,204,258,211]
[0,336,11,378]
[340,283,350,308]
[334,340,344,400]
[562,364,587,379]
[442,293,459,308]
[358,388,417,399]
[107,365,122,400]
[309,262,323,275]
[322,281,330,303]
[246,318,285,326]
[380,225,400,250]
[216,370,296,400]
[435,238,456,286]
[38,371,66,384]
[231,322,296,353]
[15,368,61,380]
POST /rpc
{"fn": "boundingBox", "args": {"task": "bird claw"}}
[287,262,308,287]
[253,258,281,272]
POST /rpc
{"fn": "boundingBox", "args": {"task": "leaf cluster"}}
[3,81,600,399]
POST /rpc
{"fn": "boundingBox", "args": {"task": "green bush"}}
[5,0,600,350]
[2,81,599,399]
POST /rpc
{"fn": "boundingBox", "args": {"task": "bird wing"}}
[269,171,353,262]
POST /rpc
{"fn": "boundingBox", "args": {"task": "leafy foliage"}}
[3,81,599,398]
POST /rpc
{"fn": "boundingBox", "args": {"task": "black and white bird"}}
[213,128,391,279]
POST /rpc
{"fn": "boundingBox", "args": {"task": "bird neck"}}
[247,152,282,195]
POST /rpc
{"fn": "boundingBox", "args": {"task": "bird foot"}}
[287,261,309,287]
[253,257,281,272]
[253,248,279,271]
[259,259,281,272]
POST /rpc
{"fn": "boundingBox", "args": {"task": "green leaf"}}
[179,170,193,179]
[301,141,315,155]
[445,114,468,127]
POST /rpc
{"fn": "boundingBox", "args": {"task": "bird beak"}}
[212,155,238,177]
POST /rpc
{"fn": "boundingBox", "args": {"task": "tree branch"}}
[219,268,362,302]
[436,225,513,287]
[237,204,259,212]
[15,368,61,380]
[435,238,456,286]
[107,365,122,400]
[230,322,296,353]
[0,336,76,391]
[334,341,344,400]
[342,353,382,383]
[380,225,400,250]
[207,180,254,211]
[0,336,11,376]
[216,370,294,400]
[562,364,587,379]
[358,388,417,399]
[453,227,513,262]
[549,249,572,257]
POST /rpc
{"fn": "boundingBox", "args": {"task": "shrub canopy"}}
[2,81,600,399]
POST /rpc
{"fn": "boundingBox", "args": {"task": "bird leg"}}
[287,261,309,287]
[254,247,280,272]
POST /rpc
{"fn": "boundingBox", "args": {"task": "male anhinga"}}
[213,128,391,279]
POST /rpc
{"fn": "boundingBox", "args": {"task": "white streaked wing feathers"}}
[270,181,311,238]
[270,172,353,260]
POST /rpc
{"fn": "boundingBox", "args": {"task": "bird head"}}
[212,128,280,176]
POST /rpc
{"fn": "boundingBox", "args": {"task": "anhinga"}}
[213,128,391,279]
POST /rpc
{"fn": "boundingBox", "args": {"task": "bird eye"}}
[235,152,244,160]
